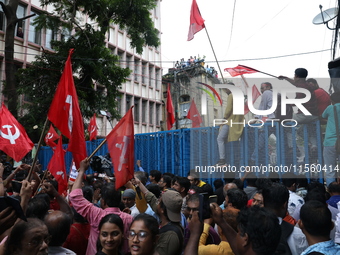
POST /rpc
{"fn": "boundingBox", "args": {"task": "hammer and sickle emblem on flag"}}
[115,136,130,172]
[46,132,54,140]
[0,124,20,144]
[90,126,96,134]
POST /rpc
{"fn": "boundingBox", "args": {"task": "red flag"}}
[166,85,175,130]
[106,107,134,189]
[224,65,258,77]
[0,104,33,162]
[88,113,97,141]
[44,124,60,148]
[187,0,205,41]
[47,139,67,194]
[244,85,261,114]
[187,99,202,128]
[47,49,87,168]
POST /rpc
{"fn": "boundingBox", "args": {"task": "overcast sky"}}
[160,0,336,85]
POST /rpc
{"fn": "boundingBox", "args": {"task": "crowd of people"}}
[173,56,218,78]
[217,68,340,185]
[0,156,340,255]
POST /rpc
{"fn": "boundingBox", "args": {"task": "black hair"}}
[226,188,248,210]
[132,213,159,239]
[296,175,308,188]
[300,200,332,237]
[295,68,308,78]
[101,183,121,207]
[161,175,172,188]
[163,172,175,179]
[255,178,272,191]
[237,206,281,255]
[82,185,94,202]
[176,176,191,193]
[232,179,244,190]
[149,170,162,183]
[330,92,340,103]
[72,207,88,223]
[304,189,326,204]
[213,179,224,190]
[307,181,326,194]
[4,218,46,255]
[262,182,289,209]
[146,183,161,198]
[26,195,50,220]
[328,181,340,194]
[245,173,257,187]
[281,173,296,188]
[96,214,124,253]
[268,172,280,183]
[261,82,272,89]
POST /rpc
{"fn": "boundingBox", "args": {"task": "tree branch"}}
[0,2,9,18]
[18,13,35,22]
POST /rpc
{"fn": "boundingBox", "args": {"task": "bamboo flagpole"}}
[26,118,49,181]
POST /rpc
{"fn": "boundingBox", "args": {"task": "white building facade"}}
[0,0,163,135]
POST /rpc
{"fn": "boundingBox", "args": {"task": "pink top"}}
[69,188,133,255]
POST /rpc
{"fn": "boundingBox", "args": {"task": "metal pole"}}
[174,72,179,129]
[204,27,225,83]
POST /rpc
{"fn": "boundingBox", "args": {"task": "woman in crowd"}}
[96,214,124,255]
[127,213,159,255]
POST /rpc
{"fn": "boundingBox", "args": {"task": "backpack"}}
[275,94,293,121]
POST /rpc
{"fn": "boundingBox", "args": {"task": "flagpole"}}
[87,138,107,160]
[204,27,225,83]
[239,65,278,78]
[27,118,49,181]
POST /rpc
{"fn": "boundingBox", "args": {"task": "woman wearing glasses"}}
[96,214,124,255]
[128,213,159,255]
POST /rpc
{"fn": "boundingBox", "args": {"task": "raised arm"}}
[71,159,90,192]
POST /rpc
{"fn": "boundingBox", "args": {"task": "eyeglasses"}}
[186,206,199,212]
[127,231,149,242]
[28,235,51,247]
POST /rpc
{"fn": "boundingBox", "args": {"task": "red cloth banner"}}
[0,103,33,162]
[88,113,97,141]
[187,99,203,128]
[47,49,87,168]
[187,0,205,41]
[106,107,134,189]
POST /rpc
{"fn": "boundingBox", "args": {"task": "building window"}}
[0,0,6,32]
[149,102,154,124]
[116,96,122,116]
[16,4,25,38]
[156,104,161,126]
[46,29,56,49]
[118,51,125,69]
[126,55,133,79]
[149,66,153,87]
[155,68,161,89]
[134,59,139,82]
[142,62,147,84]
[61,28,71,42]
[28,10,41,44]
[134,97,140,122]
[126,95,132,113]
[142,100,147,123]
